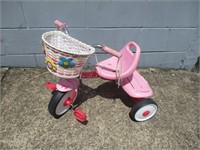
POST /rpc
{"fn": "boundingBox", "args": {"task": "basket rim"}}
[41,31,95,56]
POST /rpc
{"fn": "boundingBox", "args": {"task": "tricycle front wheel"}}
[48,90,78,119]
[129,98,158,122]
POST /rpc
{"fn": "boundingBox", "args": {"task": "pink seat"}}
[96,42,141,80]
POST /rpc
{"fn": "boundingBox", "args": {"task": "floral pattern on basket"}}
[58,57,76,69]
[46,57,57,72]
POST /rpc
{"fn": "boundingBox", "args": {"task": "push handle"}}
[92,44,121,58]
[102,45,121,58]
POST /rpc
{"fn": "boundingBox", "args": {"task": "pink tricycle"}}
[41,20,158,123]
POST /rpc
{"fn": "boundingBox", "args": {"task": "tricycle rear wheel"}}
[129,98,158,122]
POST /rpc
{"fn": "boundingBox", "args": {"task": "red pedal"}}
[74,108,87,122]
[45,82,57,91]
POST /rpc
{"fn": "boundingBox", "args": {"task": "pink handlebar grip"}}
[54,20,67,30]
[102,45,121,58]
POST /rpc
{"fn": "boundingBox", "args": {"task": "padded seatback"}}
[120,42,141,79]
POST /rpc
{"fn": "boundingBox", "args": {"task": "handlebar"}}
[54,20,69,34]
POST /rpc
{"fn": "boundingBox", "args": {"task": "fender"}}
[56,78,79,92]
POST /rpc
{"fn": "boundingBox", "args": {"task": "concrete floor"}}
[0,68,199,150]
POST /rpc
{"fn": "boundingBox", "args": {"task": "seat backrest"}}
[120,42,141,79]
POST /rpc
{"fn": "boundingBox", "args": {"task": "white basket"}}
[41,31,95,78]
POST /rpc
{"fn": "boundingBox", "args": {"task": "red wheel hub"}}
[143,110,150,116]
[63,91,77,106]
[63,98,72,106]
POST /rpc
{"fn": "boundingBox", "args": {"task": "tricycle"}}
[41,20,158,123]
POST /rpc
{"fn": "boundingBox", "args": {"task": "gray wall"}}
[1,0,199,69]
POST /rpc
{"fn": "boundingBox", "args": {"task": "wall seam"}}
[19,1,28,29]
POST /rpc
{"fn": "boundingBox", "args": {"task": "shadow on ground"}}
[75,80,135,108]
